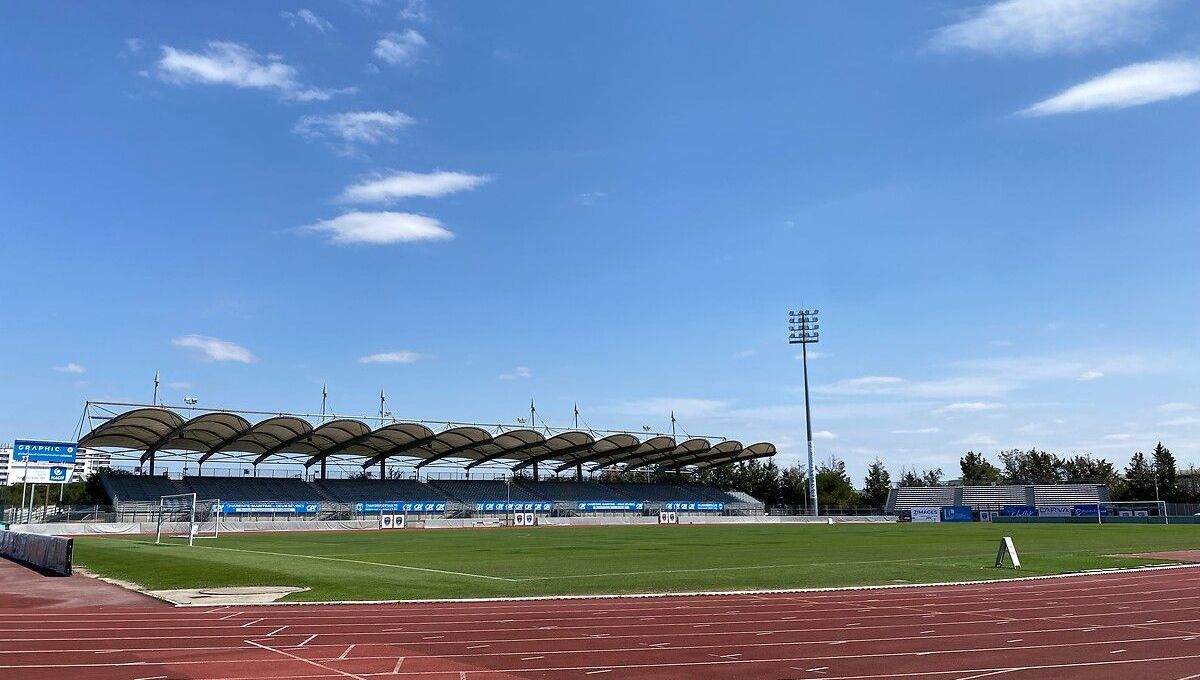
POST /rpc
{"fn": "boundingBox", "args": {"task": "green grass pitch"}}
[72,523,1199,602]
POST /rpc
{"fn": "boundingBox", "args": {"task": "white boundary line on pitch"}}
[152,562,1200,607]
[190,545,520,582]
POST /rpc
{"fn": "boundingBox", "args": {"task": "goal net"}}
[1081,500,1170,525]
[155,493,222,546]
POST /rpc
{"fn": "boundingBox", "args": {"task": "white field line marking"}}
[953,670,1019,680]
[520,656,544,661]
[3,634,1193,672]
[516,556,950,581]
[297,634,318,647]
[267,626,288,637]
[240,618,265,628]
[245,639,367,680]
[585,670,611,675]
[338,644,355,660]
[219,613,240,621]
[194,544,518,582]
[391,657,404,674]
[10,608,1200,653]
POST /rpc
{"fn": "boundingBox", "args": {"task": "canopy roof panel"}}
[80,408,774,472]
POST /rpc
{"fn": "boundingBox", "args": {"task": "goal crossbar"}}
[156,493,222,546]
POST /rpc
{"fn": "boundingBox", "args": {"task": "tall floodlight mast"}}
[788,309,820,516]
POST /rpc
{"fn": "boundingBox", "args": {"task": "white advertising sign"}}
[911,506,942,523]
[1037,505,1073,517]
[17,463,72,484]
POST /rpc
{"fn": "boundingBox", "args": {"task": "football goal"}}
[155,493,222,546]
[1081,500,1170,525]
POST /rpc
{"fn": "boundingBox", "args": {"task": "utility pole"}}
[789,309,821,516]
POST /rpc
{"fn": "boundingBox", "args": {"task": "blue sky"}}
[2,0,1199,480]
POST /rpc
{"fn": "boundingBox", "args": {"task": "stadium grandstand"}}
[77,403,776,520]
[887,483,1110,514]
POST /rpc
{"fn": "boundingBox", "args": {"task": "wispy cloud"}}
[53,362,86,374]
[936,402,1004,414]
[607,397,728,418]
[374,29,427,67]
[281,8,333,33]
[1019,59,1200,116]
[172,335,255,363]
[358,350,426,364]
[1077,370,1105,381]
[123,38,143,54]
[891,427,941,434]
[168,381,193,390]
[732,349,758,359]
[156,41,346,101]
[1104,432,1133,441]
[812,430,838,440]
[1158,402,1196,412]
[397,0,431,22]
[339,171,489,204]
[930,0,1164,56]
[302,211,452,245]
[499,365,532,380]
[578,191,607,206]
[294,110,415,150]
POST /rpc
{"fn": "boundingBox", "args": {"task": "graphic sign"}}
[355,501,447,513]
[1073,504,1109,517]
[13,440,78,464]
[1036,505,1073,517]
[475,501,553,512]
[220,502,319,514]
[576,501,645,512]
[940,505,973,522]
[662,501,724,511]
[910,506,942,523]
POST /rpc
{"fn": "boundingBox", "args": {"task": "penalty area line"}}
[192,544,519,582]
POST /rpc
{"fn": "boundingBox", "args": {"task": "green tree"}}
[1123,451,1157,500]
[960,451,1001,484]
[1152,442,1178,500]
[816,456,859,509]
[779,465,809,508]
[898,466,925,487]
[861,458,892,508]
[999,448,1064,483]
[1060,455,1119,484]
[921,467,944,486]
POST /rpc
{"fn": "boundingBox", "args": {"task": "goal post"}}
[1088,500,1169,525]
[156,493,221,546]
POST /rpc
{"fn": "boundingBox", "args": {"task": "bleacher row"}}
[99,474,749,509]
[887,484,1110,512]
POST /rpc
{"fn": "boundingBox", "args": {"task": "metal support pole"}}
[789,309,820,517]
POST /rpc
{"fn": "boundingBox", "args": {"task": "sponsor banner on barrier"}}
[1001,505,1037,517]
[355,501,448,513]
[940,505,973,522]
[16,464,72,484]
[1037,505,1073,517]
[220,502,319,514]
[1073,504,1109,517]
[911,506,941,523]
[662,501,725,512]
[474,501,553,512]
[576,501,645,512]
[13,440,78,464]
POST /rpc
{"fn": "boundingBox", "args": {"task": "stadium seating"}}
[316,479,452,503]
[429,479,547,504]
[101,474,188,502]
[1032,484,1109,506]
[888,486,959,511]
[514,479,630,501]
[185,476,330,502]
[602,482,700,502]
[960,485,1029,510]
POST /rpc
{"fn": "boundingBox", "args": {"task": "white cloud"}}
[358,350,426,364]
[156,41,344,101]
[281,9,333,33]
[374,29,427,67]
[1020,59,1200,116]
[1104,433,1133,441]
[302,211,453,245]
[1161,416,1200,427]
[845,376,906,388]
[952,433,999,446]
[398,0,431,22]
[168,381,193,390]
[930,0,1163,56]
[1158,402,1196,412]
[936,401,1004,414]
[1077,370,1105,381]
[124,38,143,54]
[732,349,758,359]
[795,350,827,360]
[172,335,255,363]
[499,366,533,380]
[294,110,415,148]
[812,430,838,440]
[53,362,86,374]
[339,171,489,204]
[578,192,607,206]
[891,427,941,434]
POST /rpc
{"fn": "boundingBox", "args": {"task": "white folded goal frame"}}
[156,493,221,547]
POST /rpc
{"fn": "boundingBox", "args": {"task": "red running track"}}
[3,564,1200,680]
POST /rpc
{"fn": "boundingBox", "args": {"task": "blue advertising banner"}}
[1001,505,1037,517]
[940,505,974,522]
[13,440,78,464]
[1073,504,1109,517]
[220,501,319,514]
[474,501,553,512]
[355,501,447,513]
[662,501,724,511]
[576,501,644,511]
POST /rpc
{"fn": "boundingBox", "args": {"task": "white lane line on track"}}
[245,639,367,680]
[240,618,265,628]
[268,626,288,637]
[193,544,519,582]
[391,657,404,674]
[952,670,1020,680]
[338,644,355,660]
[297,634,318,647]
